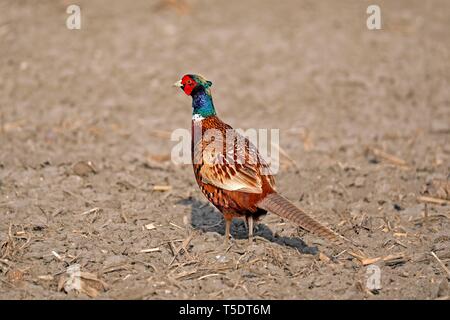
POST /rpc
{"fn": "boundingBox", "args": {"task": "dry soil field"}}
[0,0,449,299]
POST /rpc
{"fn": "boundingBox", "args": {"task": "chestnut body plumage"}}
[175,74,345,245]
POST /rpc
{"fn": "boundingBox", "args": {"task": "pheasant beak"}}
[173,80,183,88]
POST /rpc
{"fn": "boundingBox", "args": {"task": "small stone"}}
[215,255,228,263]
[73,161,97,177]
[144,223,156,230]
[354,177,365,188]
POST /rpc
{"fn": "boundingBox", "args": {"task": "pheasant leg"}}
[247,216,254,243]
[224,218,232,244]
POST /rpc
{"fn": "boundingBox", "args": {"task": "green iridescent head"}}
[174,74,216,118]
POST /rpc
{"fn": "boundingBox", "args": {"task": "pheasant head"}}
[174,74,216,118]
[174,74,212,96]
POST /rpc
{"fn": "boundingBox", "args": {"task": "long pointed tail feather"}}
[257,193,347,245]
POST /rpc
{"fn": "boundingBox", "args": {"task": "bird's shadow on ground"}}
[178,198,319,255]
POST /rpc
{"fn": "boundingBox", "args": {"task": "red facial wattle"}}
[181,75,197,96]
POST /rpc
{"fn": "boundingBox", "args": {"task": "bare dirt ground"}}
[1,0,449,299]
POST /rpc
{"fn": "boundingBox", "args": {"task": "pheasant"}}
[174,74,346,245]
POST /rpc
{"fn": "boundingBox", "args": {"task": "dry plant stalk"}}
[0,224,30,260]
[431,252,450,278]
[368,147,409,167]
[351,252,409,266]
[59,269,108,298]
[153,185,172,192]
[169,232,196,266]
[417,196,450,206]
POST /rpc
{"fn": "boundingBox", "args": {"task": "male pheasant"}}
[174,74,346,245]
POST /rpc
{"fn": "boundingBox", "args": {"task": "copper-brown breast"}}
[191,116,276,216]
